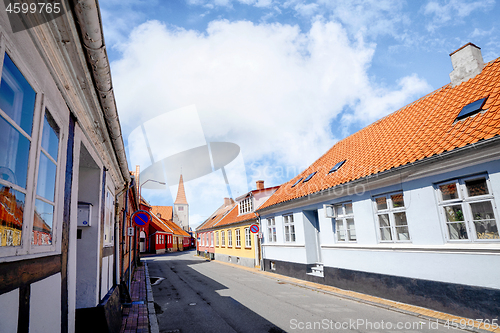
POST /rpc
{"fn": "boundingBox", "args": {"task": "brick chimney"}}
[256,180,264,190]
[224,197,233,207]
[449,43,484,87]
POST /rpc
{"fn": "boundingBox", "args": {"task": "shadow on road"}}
[143,250,286,333]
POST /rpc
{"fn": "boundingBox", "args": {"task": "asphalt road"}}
[145,251,466,333]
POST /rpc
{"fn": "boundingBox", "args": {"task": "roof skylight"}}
[302,172,317,183]
[329,160,346,174]
[456,97,488,121]
[291,177,303,188]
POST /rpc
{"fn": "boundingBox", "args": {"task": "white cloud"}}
[112,18,430,218]
[317,0,409,39]
[424,0,495,32]
[350,74,432,122]
[255,0,273,7]
[294,2,319,17]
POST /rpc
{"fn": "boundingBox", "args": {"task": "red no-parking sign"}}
[250,224,259,234]
[131,210,152,227]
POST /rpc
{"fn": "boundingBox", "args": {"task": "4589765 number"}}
[6,2,61,14]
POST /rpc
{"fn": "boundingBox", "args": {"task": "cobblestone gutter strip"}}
[144,262,160,333]
[208,257,499,333]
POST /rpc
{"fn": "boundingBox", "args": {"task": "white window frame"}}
[239,196,253,215]
[436,175,499,242]
[0,41,65,259]
[266,217,276,243]
[210,232,214,247]
[283,214,295,242]
[373,192,410,243]
[235,228,241,248]
[221,230,225,247]
[227,229,233,247]
[104,187,114,245]
[245,227,251,248]
[334,202,356,242]
[215,231,219,246]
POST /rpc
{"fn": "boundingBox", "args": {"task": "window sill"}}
[262,243,305,247]
[0,250,62,264]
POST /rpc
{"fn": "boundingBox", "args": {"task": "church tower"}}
[173,174,189,231]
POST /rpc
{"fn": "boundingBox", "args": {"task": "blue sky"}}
[101,0,500,228]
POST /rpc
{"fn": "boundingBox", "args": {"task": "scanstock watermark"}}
[289,318,499,331]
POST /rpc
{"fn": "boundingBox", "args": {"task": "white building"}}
[0,1,132,332]
[257,43,500,319]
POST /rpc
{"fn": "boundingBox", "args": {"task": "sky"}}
[100,0,500,229]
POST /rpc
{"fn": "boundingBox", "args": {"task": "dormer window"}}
[239,197,253,214]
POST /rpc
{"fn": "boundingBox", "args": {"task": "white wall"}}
[76,144,102,308]
[101,256,109,300]
[261,159,500,289]
[30,274,61,333]
[0,288,19,333]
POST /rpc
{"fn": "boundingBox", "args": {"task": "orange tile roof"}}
[150,214,173,233]
[151,206,173,220]
[214,205,256,228]
[160,217,190,236]
[174,174,188,204]
[260,57,500,211]
[197,203,236,231]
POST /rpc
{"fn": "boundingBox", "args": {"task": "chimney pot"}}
[256,180,264,190]
[449,43,484,87]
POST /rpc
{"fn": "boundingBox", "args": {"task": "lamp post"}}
[139,179,166,200]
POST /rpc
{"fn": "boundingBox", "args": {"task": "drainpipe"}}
[255,212,263,270]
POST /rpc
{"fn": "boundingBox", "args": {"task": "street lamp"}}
[139,179,166,200]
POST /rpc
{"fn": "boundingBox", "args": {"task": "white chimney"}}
[449,43,484,87]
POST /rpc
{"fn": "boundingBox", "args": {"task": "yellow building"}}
[213,207,259,268]
[209,181,279,268]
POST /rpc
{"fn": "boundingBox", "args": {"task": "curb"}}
[144,262,160,333]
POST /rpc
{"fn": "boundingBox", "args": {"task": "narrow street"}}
[145,251,465,333]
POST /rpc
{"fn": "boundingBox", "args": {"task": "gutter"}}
[70,0,131,184]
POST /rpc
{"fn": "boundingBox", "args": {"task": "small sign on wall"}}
[128,227,135,236]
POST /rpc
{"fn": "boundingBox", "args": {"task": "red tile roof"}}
[151,206,173,220]
[260,57,500,210]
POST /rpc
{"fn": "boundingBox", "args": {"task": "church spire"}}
[174,174,188,204]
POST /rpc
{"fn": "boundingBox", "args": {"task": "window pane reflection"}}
[0,116,30,188]
[0,54,36,135]
[447,222,468,240]
[376,197,387,210]
[0,184,25,247]
[391,194,404,208]
[440,183,458,201]
[36,152,57,201]
[32,199,53,245]
[41,113,59,161]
